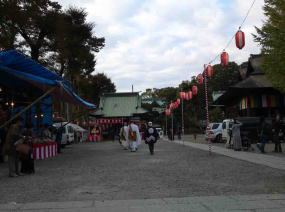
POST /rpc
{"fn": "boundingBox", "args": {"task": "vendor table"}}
[32,141,57,160]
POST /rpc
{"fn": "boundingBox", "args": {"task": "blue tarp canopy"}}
[0,50,95,109]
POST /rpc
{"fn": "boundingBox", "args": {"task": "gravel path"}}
[0,140,285,204]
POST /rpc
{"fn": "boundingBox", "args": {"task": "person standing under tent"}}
[119,121,129,150]
[3,117,24,177]
[144,122,159,155]
[128,120,141,152]
[232,118,242,151]
[55,127,63,153]
[20,123,35,174]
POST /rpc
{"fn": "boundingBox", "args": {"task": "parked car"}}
[222,119,233,143]
[205,123,223,142]
[69,123,88,142]
[53,122,75,146]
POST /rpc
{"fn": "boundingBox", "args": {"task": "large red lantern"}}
[235,29,245,49]
[179,92,186,99]
[185,92,189,100]
[165,109,171,116]
[221,51,229,67]
[197,74,204,84]
[192,85,198,95]
[206,65,214,78]
[188,91,193,100]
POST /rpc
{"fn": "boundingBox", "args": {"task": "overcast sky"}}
[59,0,265,92]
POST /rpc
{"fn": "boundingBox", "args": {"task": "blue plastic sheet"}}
[0,50,95,109]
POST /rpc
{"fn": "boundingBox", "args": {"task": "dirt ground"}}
[0,140,285,204]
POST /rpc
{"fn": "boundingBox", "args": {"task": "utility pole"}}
[204,64,211,155]
[171,111,174,141]
[181,89,184,137]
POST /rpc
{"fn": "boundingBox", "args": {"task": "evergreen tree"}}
[78,73,116,105]
[0,0,61,61]
[254,0,285,92]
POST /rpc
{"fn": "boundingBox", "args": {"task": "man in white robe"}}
[128,121,141,152]
[119,122,129,150]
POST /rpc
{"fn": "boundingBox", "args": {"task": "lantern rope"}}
[208,0,257,65]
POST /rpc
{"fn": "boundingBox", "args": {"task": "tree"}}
[48,7,105,78]
[78,73,116,105]
[0,0,61,61]
[209,62,240,92]
[254,0,285,92]
[0,1,105,79]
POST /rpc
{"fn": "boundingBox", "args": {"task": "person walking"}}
[257,116,268,153]
[3,117,24,177]
[144,122,159,155]
[119,121,129,150]
[232,118,242,151]
[273,114,282,153]
[128,120,141,152]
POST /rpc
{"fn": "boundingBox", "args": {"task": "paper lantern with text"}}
[179,92,186,99]
[188,91,193,100]
[197,74,204,84]
[165,109,171,116]
[206,65,214,78]
[221,51,229,66]
[192,85,198,95]
[185,92,189,100]
[235,29,245,49]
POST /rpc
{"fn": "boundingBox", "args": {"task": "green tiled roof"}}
[93,92,148,117]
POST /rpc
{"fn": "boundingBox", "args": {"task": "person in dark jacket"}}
[20,123,35,174]
[3,117,24,177]
[144,122,159,155]
[55,127,63,153]
[257,116,268,153]
[273,114,282,153]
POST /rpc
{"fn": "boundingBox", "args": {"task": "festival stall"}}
[0,50,96,160]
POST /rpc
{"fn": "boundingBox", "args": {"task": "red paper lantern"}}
[197,74,204,84]
[188,91,193,100]
[220,51,229,67]
[184,92,189,100]
[177,98,181,104]
[179,92,186,99]
[192,85,198,95]
[206,65,214,78]
[235,29,245,49]
[165,109,171,116]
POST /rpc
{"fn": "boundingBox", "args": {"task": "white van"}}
[53,122,75,146]
[69,123,88,142]
[222,119,234,143]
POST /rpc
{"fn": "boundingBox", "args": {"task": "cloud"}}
[59,0,265,92]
